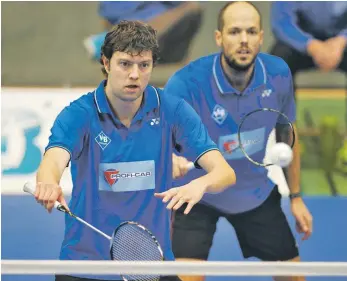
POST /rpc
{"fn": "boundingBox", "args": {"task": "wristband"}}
[289,192,301,200]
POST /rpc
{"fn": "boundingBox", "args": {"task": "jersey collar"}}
[213,53,267,96]
[94,80,160,122]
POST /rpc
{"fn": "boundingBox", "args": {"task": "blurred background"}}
[1,1,347,281]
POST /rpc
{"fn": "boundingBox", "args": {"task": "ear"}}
[215,30,222,48]
[102,55,110,73]
[259,30,264,46]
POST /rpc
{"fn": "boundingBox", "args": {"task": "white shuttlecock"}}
[269,142,293,167]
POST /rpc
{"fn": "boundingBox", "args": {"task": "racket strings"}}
[238,109,295,166]
[111,224,162,281]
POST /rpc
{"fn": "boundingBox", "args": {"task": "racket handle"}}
[23,183,111,241]
[23,182,67,212]
[23,182,35,196]
[186,162,195,171]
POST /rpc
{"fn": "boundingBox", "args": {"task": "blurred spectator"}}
[270,2,347,178]
[84,1,203,65]
[270,1,347,94]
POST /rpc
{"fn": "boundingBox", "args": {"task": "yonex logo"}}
[95,131,111,150]
[150,118,160,126]
[261,89,272,98]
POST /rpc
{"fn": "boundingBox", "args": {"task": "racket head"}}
[237,108,295,167]
[110,221,164,281]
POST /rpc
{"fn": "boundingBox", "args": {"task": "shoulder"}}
[57,91,95,123]
[156,87,182,108]
[167,53,217,84]
[156,87,188,117]
[258,53,291,78]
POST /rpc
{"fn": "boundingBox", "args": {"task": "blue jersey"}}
[46,81,217,280]
[164,52,296,214]
[99,2,182,25]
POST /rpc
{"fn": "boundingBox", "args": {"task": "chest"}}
[90,115,166,163]
[197,85,282,133]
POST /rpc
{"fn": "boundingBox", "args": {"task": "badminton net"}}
[2,260,347,279]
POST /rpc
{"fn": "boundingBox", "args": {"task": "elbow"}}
[227,166,237,188]
[218,164,236,192]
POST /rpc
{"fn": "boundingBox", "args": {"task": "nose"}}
[129,65,140,80]
[240,31,248,44]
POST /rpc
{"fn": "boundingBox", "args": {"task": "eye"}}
[248,29,258,35]
[120,61,129,67]
[140,63,150,68]
[229,29,239,35]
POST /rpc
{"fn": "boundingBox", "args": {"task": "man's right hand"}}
[34,182,69,213]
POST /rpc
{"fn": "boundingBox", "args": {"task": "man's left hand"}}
[154,180,207,215]
[291,197,313,241]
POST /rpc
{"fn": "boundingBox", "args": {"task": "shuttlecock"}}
[269,142,293,167]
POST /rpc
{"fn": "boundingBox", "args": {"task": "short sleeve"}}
[45,102,89,161]
[172,99,218,165]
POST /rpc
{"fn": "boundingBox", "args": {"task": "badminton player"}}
[33,20,236,281]
[164,2,312,281]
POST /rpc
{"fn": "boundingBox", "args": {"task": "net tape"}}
[2,260,347,276]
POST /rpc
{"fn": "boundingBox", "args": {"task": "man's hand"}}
[154,180,207,215]
[307,39,334,71]
[291,197,313,240]
[34,182,69,213]
[172,153,192,179]
[324,36,347,70]
[307,37,347,71]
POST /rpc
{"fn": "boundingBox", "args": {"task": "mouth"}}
[237,49,251,55]
[125,85,140,91]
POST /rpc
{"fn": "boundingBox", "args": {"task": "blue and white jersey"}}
[46,80,217,280]
[164,52,296,214]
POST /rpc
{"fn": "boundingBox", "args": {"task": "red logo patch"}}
[104,169,119,186]
[223,140,238,154]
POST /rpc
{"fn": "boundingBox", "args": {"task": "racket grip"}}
[23,182,68,213]
[23,182,35,196]
[186,162,195,171]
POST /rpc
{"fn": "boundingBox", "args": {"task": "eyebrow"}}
[227,26,259,31]
[118,59,152,63]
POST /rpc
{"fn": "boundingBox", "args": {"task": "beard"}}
[222,51,257,72]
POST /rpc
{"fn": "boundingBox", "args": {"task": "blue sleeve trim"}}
[193,147,219,169]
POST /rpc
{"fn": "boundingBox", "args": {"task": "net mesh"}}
[111,223,163,281]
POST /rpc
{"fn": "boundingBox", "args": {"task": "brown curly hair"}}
[100,20,160,77]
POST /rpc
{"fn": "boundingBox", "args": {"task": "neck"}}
[105,85,143,128]
[221,56,255,92]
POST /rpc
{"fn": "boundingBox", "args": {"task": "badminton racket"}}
[236,108,295,167]
[23,182,164,281]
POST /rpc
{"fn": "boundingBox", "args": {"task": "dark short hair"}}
[100,20,160,77]
[217,1,262,31]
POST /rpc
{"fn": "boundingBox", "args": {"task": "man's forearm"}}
[36,148,70,185]
[193,164,236,194]
[276,124,301,194]
[36,157,64,184]
[285,137,301,194]
[271,2,314,53]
